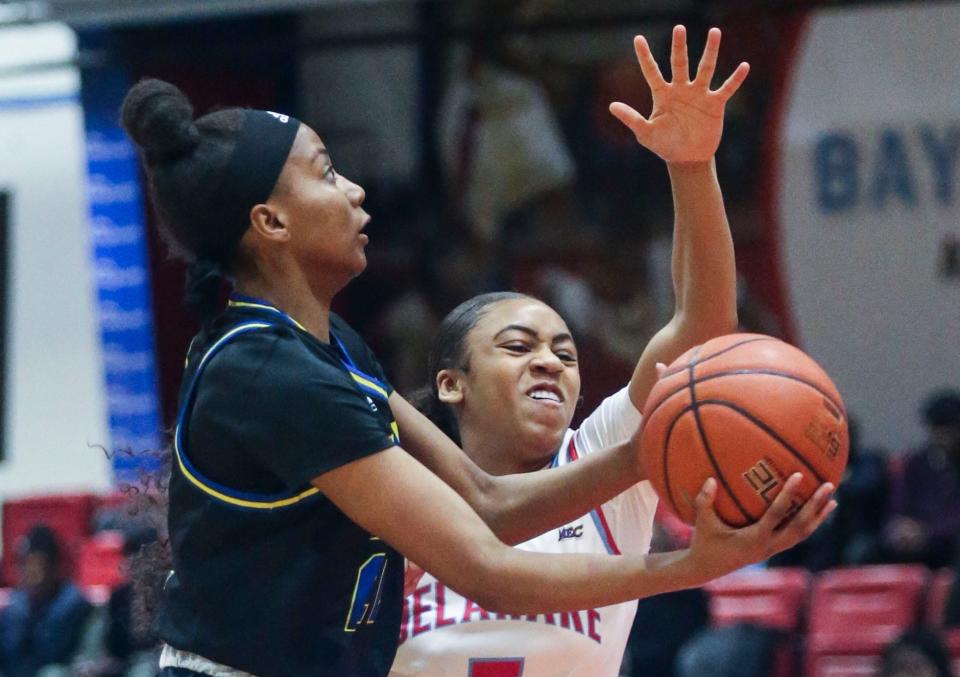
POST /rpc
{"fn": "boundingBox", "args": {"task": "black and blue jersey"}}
[159,296,403,676]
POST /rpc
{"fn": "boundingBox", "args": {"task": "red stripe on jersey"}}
[568,436,622,556]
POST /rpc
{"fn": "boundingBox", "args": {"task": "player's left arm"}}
[389,391,641,545]
[608,26,746,411]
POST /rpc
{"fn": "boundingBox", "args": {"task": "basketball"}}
[639,333,849,527]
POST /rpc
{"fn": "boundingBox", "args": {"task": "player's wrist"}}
[643,548,714,592]
[666,158,716,177]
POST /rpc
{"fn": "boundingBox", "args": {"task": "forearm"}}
[392,392,643,545]
[316,444,698,616]
[472,546,705,615]
[628,160,738,408]
[482,441,642,544]
[667,159,737,334]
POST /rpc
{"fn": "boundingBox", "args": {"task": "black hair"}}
[922,389,960,428]
[409,291,532,445]
[18,524,61,565]
[880,629,952,677]
[120,78,245,321]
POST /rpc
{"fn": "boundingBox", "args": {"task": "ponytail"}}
[184,259,225,325]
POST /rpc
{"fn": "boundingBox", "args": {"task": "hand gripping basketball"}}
[640,333,849,526]
[686,473,837,580]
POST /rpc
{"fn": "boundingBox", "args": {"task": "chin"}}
[350,254,368,278]
[523,421,567,456]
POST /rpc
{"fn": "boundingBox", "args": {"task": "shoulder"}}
[572,386,642,455]
[200,325,352,397]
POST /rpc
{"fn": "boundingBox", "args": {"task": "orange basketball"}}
[639,333,849,527]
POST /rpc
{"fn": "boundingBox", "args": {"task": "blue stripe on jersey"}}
[173,321,322,510]
[589,509,618,555]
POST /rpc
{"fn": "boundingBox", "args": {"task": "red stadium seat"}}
[706,567,811,632]
[806,565,928,677]
[943,629,960,677]
[705,567,811,677]
[1,493,97,585]
[77,530,126,591]
[926,568,956,627]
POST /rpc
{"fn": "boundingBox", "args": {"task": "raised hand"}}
[609,25,749,165]
[687,473,837,580]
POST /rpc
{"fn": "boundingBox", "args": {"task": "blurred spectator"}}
[879,629,952,677]
[0,524,93,677]
[70,527,161,677]
[770,416,889,570]
[103,527,160,677]
[674,622,778,677]
[882,389,960,569]
[436,33,577,246]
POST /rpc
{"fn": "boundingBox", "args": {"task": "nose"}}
[340,175,365,207]
[530,346,564,375]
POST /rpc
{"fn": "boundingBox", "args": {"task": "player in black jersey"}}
[120,67,835,677]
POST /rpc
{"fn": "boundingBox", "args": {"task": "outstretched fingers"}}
[632,35,666,92]
[715,62,750,101]
[670,24,689,83]
[609,102,653,145]
[694,27,721,88]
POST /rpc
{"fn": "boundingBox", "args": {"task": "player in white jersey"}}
[393,26,758,676]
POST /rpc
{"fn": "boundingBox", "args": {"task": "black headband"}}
[199,109,300,261]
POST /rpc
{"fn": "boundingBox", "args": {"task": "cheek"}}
[468,361,519,404]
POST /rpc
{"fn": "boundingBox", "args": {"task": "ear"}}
[436,369,465,405]
[249,203,290,243]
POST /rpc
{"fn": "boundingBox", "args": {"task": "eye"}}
[556,350,578,364]
[501,342,531,354]
[323,165,337,183]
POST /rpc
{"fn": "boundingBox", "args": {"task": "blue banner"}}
[81,67,162,481]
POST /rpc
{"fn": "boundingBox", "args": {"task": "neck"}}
[459,424,558,476]
[235,274,334,343]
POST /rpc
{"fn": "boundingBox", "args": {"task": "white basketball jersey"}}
[391,388,660,677]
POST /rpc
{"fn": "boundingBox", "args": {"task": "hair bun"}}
[120,78,201,164]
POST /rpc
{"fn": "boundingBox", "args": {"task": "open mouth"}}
[527,385,563,404]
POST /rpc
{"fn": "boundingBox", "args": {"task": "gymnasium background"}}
[1,0,955,496]
[0,0,956,673]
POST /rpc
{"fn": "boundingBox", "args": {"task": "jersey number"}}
[468,657,525,677]
[345,553,387,631]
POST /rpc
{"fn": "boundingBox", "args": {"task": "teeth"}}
[530,390,560,402]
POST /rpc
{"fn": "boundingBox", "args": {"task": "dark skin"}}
[207,44,835,614]
[884,422,960,554]
[20,552,63,610]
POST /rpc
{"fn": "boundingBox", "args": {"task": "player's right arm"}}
[388,392,642,545]
[311,446,836,614]
[607,26,744,413]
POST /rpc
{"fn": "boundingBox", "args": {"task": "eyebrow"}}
[493,324,574,345]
